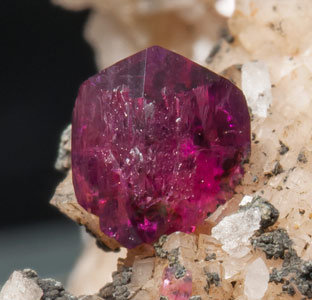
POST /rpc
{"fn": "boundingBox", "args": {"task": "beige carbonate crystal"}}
[129,257,155,290]
[244,258,269,300]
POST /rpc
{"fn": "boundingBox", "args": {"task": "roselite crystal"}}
[72,46,250,248]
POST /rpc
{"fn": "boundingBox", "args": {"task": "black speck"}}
[279,141,289,155]
[298,151,308,164]
[206,43,221,64]
[205,253,217,261]
[252,175,259,183]
[299,209,306,215]
[220,28,235,43]
[272,161,284,176]
[204,271,220,294]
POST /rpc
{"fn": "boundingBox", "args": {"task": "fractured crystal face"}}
[160,266,192,300]
[72,46,250,248]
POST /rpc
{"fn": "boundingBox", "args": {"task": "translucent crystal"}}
[211,207,261,257]
[72,46,250,248]
[244,258,269,300]
[160,266,192,300]
[242,61,272,118]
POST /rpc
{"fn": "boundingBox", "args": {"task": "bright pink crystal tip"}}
[72,46,250,248]
[161,266,192,300]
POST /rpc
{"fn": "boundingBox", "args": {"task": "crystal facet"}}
[72,46,250,248]
[160,266,192,300]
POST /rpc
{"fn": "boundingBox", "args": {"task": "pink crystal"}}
[72,46,250,248]
[160,266,192,300]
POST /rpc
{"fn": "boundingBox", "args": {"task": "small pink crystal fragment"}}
[72,46,250,248]
[160,266,192,300]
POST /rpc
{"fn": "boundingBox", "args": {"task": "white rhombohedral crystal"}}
[244,257,269,300]
[242,61,272,118]
[211,207,261,258]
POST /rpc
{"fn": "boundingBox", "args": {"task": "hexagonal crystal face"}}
[72,46,250,248]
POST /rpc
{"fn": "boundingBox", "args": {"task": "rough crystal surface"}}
[242,61,272,118]
[72,46,250,248]
[211,206,261,257]
[0,271,43,300]
[160,266,192,300]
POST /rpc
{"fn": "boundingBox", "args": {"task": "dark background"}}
[0,0,96,228]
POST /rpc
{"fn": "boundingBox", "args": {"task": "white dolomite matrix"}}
[242,61,272,118]
[239,195,253,206]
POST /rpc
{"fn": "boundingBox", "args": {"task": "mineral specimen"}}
[71,45,250,248]
[45,0,312,298]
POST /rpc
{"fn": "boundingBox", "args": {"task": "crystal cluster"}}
[72,45,250,248]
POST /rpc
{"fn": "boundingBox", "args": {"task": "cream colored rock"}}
[215,0,235,17]
[244,258,269,300]
[53,0,226,69]
[129,257,155,290]
[50,171,120,250]
[242,61,272,118]
[0,271,43,300]
[55,124,71,171]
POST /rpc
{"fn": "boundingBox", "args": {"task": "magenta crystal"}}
[72,46,250,248]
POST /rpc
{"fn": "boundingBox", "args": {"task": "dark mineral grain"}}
[240,196,279,230]
[22,269,78,300]
[204,271,220,294]
[251,228,292,259]
[279,141,289,155]
[253,228,312,298]
[99,268,132,300]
